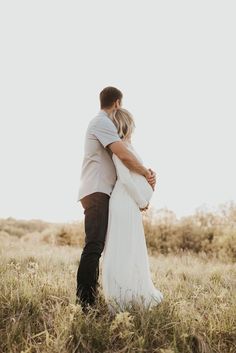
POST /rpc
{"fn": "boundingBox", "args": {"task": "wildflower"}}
[110,310,135,339]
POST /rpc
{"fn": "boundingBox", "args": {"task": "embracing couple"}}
[76,86,163,314]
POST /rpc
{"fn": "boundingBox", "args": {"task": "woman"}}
[101,108,164,313]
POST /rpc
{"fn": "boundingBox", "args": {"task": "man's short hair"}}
[99,86,123,109]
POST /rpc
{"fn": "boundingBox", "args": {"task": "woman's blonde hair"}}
[112,108,136,139]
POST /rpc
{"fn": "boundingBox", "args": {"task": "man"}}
[76,86,157,312]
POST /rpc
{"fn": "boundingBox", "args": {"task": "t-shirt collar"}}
[98,109,111,119]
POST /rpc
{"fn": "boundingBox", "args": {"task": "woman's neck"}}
[123,139,132,146]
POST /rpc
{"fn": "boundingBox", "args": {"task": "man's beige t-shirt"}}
[77,110,121,201]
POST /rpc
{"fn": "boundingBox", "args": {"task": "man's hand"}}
[145,168,157,190]
[139,202,149,212]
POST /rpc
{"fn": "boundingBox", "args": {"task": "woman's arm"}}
[113,154,148,209]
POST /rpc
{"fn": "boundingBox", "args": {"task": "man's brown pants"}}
[76,192,110,308]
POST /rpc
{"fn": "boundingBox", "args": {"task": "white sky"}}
[0,1,235,223]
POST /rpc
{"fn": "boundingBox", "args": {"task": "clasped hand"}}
[145,168,157,190]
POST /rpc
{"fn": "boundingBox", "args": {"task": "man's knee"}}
[82,241,105,256]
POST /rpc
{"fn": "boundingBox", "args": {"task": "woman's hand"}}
[140,202,149,212]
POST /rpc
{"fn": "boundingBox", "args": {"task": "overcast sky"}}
[0,1,235,223]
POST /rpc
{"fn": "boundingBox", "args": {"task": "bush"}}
[1,201,236,262]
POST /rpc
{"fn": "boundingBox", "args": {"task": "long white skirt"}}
[101,180,164,313]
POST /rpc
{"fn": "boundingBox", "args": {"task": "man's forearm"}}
[108,140,149,177]
[119,149,148,176]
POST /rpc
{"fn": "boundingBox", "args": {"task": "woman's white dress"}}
[101,143,163,313]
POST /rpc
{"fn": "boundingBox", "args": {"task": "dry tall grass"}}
[0,201,236,352]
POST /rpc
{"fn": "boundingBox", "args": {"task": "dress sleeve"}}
[113,154,148,209]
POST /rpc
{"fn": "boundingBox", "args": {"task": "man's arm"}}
[108,141,148,176]
[107,141,156,189]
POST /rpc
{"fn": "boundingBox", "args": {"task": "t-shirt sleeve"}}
[92,117,121,148]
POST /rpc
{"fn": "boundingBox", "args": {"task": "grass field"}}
[0,219,236,353]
